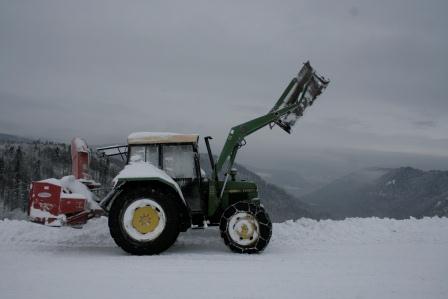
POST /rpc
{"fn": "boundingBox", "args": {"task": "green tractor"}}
[98,62,329,255]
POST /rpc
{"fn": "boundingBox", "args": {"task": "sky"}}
[1,0,447,178]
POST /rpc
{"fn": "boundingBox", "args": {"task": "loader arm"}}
[215,102,301,174]
[214,62,329,194]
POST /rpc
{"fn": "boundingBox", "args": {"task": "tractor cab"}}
[126,132,204,215]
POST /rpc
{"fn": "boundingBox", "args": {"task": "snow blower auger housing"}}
[28,138,103,226]
[98,61,329,255]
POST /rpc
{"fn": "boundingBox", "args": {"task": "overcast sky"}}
[1,0,447,176]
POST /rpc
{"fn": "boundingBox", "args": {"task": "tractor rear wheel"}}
[220,201,272,254]
[108,188,180,255]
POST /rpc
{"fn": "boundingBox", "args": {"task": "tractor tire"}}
[108,187,180,255]
[220,201,272,254]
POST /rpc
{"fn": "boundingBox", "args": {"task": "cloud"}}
[412,120,437,129]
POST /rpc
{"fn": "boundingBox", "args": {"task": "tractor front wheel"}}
[220,201,272,254]
[108,188,180,255]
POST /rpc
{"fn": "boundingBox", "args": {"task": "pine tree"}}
[33,160,41,181]
[0,156,4,173]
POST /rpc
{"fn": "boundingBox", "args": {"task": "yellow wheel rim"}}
[228,212,260,246]
[131,206,160,234]
[240,224,249,239]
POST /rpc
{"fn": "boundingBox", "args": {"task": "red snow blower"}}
[28,138,103,226]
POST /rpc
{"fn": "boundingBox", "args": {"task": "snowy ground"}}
[0,217,447,299]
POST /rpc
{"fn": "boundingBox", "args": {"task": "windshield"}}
[128,145,159,166]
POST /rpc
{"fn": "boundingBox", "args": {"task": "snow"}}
[0,208,27,221]
[40,178,63,186]
[72,137,89,153]
[28,205,66,226]
[0,217,447,299]
[59,175,100,210]
[114,162,184,201]
[127,132,199,144]
[128,132,181,139]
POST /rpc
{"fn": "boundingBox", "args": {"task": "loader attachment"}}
[270,61,329,133]
[214,61,329,204]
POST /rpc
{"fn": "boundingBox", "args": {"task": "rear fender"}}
[100,179,191,231]
[101,178,188,211]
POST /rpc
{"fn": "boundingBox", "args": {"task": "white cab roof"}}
[127,132,199,145]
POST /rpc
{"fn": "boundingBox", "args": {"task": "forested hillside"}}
[0,140,123,219]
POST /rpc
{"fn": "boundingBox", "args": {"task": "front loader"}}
[97,61,329,254]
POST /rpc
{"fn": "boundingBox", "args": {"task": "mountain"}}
[199,156,313,222]
[301,167,448,219]
[249,167,323,197]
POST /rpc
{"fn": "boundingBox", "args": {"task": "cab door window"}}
[145,145,159,167]
[162,145,196,178]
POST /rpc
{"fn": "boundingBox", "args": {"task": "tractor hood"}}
[113,162,185,202]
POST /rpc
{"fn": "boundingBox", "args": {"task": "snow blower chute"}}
[28,138,102,226]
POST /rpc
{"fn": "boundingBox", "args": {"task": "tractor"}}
[97,62,329,254]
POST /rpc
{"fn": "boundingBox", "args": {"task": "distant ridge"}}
[0,133,33,143]
[301,167,448,219]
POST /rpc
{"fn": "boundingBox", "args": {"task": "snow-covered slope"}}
[0,217,447,299]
